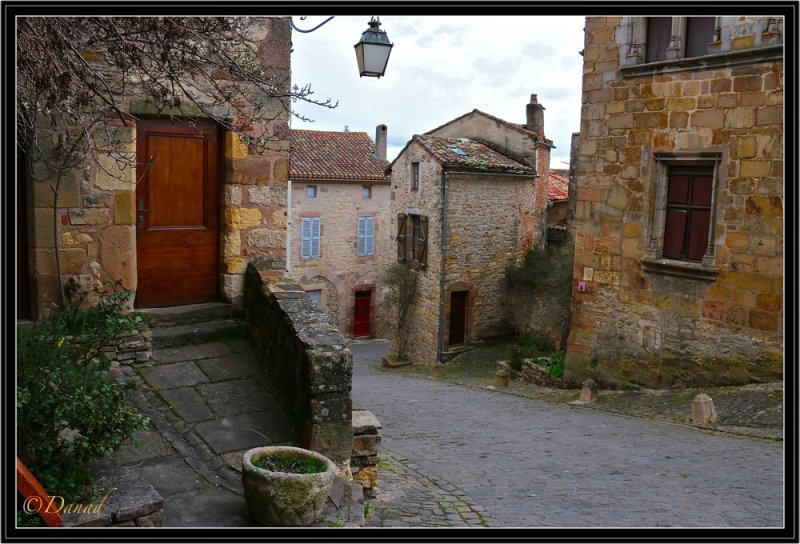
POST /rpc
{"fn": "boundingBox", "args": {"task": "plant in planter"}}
[242,446,336,527]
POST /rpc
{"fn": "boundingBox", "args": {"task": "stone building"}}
[566,16,784,387]
[546,170,571,236]
[18,17,292,318]
[288,126,392,338]
[387,121,544,364]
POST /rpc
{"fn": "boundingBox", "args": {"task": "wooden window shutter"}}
[418,215,429,269]
[396,213,407,263]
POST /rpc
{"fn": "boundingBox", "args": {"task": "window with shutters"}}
[662,168,712,261]
[645,16,671,63]
[396,213,428,269]
[411,162,420,191]
[642,154,720,280]
[301,217,321,259]
[357,216,375,257]
[684,17,715,58]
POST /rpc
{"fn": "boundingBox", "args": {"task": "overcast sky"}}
[290,15,586,169]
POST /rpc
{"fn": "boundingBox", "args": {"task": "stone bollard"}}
[494,367,509,388]
[692,393,717,426]
[578,378,598,404]
[351,410,382,497]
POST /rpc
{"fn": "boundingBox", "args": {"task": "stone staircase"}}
[138,302,245,349]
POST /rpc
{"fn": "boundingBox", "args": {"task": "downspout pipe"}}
[436,169,450,365]
[286,179,292,273]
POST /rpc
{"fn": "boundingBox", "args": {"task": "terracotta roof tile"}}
[548,171,569,202]
[415,135,535,175]
[290,129,389,182]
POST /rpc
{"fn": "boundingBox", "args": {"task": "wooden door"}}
[135,120,220,308]
[353,290,371,337]
[448,291,468,347]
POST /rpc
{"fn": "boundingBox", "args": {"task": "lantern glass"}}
[354,18,393,77]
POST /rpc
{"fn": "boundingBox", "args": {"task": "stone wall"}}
[244,264,353,477]
[444,173,535,343]
[351,409,381,496]
[388,141,538,364]
[387,141,445,365]
[566,16,784,388]
[289,181,393,338]
[21,17,292,319]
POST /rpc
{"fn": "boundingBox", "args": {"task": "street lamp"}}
[353,17,393,78]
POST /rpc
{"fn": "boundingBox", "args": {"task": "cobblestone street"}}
[350,341,784,528]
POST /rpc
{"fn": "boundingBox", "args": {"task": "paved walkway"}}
[350,340,785,528]
[111,336,358,527]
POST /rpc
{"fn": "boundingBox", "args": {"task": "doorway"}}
[448,290,468,347]
[135,119,220,308]
[353,290,371,338]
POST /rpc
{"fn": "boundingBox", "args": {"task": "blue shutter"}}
[357,217,367,256]
[301,218,311,259]
[311,217,321,258]
[365,217,375,256]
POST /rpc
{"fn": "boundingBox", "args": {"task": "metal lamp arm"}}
[291,16,335,33]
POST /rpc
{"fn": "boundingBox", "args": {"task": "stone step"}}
[138,302,242,328]
[151,319,245,349]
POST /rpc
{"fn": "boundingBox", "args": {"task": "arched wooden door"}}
[135,120,220,308]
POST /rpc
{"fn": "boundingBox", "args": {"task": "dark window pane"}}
[691,175,713,206]
[663,209,687,259]
[646,17,672,62]
[667,175,690,204]
[685,17,715,58]
[688,210,711,260]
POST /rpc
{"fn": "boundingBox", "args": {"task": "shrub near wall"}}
[244,264,353,477]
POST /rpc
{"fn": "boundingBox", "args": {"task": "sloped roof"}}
[548,171,569,202]
[424,108,554,146]
[290,129,389,182]
[415,135,535,175]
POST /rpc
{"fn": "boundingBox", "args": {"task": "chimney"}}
[375,124,388,160]
[525,94,545,138]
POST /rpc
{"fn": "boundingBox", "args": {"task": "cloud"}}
[291,15,586,164]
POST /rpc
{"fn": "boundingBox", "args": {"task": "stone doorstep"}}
[61,470,163,527]
[151,320,245,349]
[139,302,243,327]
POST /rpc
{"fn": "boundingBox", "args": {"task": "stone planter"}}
[242,446,336,527]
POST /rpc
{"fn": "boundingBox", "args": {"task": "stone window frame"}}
[362,185,372,199]
[306,185,317,198]
[641,152,722,281]
[620,16,784,77]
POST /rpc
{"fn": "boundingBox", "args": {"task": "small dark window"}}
[646,17,672,63]
[411,162,420,191]
[663,167,713,261]
[684,17,715,58]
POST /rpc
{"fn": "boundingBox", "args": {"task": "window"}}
[306,289,322,306]
[362,186,371,199]
[357,216,375,256]
[396,213,428,268]
[301,217,321,259]
[645,17,671,63]
[684,17,715,58]
[306,185,317,198]
[643,154,720,280]
[663,167,713,261]
[411,162,420,191]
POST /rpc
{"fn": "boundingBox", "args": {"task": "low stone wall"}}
[244,264,353,477]
[351,410,382,497]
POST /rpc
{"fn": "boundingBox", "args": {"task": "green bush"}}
[545,352,565,379]
[17,286,149,499]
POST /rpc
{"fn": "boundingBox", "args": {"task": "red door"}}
[448,291,468,347]
[135,120,220,308]
[353,290,371,337]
